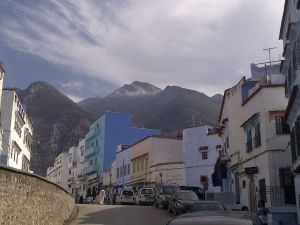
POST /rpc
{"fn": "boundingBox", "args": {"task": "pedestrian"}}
[99,189,106,205]
[79,195,83,204]
[257,199,269,225]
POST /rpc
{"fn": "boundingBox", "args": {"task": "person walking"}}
[257,200,269,225]
[99,189,106,205]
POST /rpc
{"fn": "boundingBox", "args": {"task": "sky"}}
[0,0,285,102]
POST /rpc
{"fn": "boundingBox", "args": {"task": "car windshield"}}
[122,190,133,196]
[177,192,198,201]
[189,203,225,212]
[141,189,154,195]
[163,186,178,195]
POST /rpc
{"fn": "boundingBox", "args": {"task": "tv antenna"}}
[263,47,276,66]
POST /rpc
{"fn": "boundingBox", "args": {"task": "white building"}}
[279,1,300,223]
[0,89,33,172]
[46,152,69,190]
[115,145,132,191]
[219,63,294,215]
[67,145,80,196]
[183,125,222,192]
[0,63,5,154]
[76,137,88,199]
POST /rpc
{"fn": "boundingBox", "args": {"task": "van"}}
[135,187,155,205]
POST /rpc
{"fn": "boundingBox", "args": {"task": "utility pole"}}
[263,47,276,66]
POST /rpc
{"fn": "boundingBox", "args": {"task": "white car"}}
[135,188,155,205]
[116,190,135,205]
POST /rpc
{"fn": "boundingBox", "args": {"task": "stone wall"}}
[0,165,76,225]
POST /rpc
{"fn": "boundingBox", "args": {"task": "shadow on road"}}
[73,205,172,225]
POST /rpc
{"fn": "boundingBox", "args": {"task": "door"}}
[248,176,257,213]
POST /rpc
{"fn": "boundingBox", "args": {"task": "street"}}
[71,205,172,225]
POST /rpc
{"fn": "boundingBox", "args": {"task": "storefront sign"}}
[245,167,258,175]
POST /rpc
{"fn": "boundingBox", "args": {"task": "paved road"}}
[71,204,172,225]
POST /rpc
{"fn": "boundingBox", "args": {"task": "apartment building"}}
[0,89,33,172]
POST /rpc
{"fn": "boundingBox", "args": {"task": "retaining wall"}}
[0,165,75,225]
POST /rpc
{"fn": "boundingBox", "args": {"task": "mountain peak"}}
[109,81,161,97]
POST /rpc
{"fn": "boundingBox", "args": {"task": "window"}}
[127,164,130,175]
[141,159,144,170]
[226,137,229,148]
[69,170,71,175]
[133,162,136,173]
[95,157,97,165]
[117,168,119,178]
[246,129,253,152]
[137,160,140,172]
[254,123,261,147]
[120,166,123,177]
[275,116,290,134]
[145,158,148,169]
[202,151,208,160]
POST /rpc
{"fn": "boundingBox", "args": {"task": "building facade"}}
[219,64,294,214]
[46,152,69,190]
[83,112,160,197]
[115,145,132,191]
[0,63,5,154]
[280,1,300,223]
[130,136,185,189]
[182,125,222,192]
[0,89,33,172]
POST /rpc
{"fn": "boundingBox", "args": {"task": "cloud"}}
[0,0,285,96]
[62,81,84,89]
[65,93,84,103]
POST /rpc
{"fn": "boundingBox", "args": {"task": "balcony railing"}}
[85,146,98,158]
[261,186,296,207]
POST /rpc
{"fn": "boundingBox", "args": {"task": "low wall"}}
[0,165,76,225]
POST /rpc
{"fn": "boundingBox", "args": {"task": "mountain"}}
[79,82,222,133]
[17,81,93,176]
[108,81,161,97]
[211,94,223,102]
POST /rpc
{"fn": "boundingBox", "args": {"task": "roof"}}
[279,0,289,39]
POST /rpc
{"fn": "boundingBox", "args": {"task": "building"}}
[46,152,69,190]
[83,112,160,197]
[0,89,33,172]
[115,145,132,190]
[280,1,300,223]
[0,63,5,154]
[67,146,79,196]
[76,137,88,199]
[129,136,185,190]
[182,125,222,192]
[219,63,294,215]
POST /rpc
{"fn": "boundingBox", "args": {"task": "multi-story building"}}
[67,146,79,195]
[83,112,160,197]
[0,89,33,172]
[182,125,222,192]
[219,63,294,215]
[130,136,185,189]
[0,63,5,153]
[115,145,132,191]
[76,137,88,199]
[279,1,300,223]
[46,152,69,190]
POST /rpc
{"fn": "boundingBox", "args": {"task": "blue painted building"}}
[83,112,160,194]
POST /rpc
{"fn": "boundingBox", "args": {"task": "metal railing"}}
[262,186,296,207]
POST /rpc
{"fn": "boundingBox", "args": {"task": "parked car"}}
[166,211,262,225]
[187,201,226,213]
[135,187,155,205]
[180,186,205,200]
[116,190,135,205]
[155,183,180,210]
[168,190,199,216]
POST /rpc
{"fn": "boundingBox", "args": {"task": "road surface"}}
[71,204,172,225]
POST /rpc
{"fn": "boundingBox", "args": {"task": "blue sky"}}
[0,0,285,102]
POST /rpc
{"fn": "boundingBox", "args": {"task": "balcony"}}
[85,146,98,158]
[84,164,99,176]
